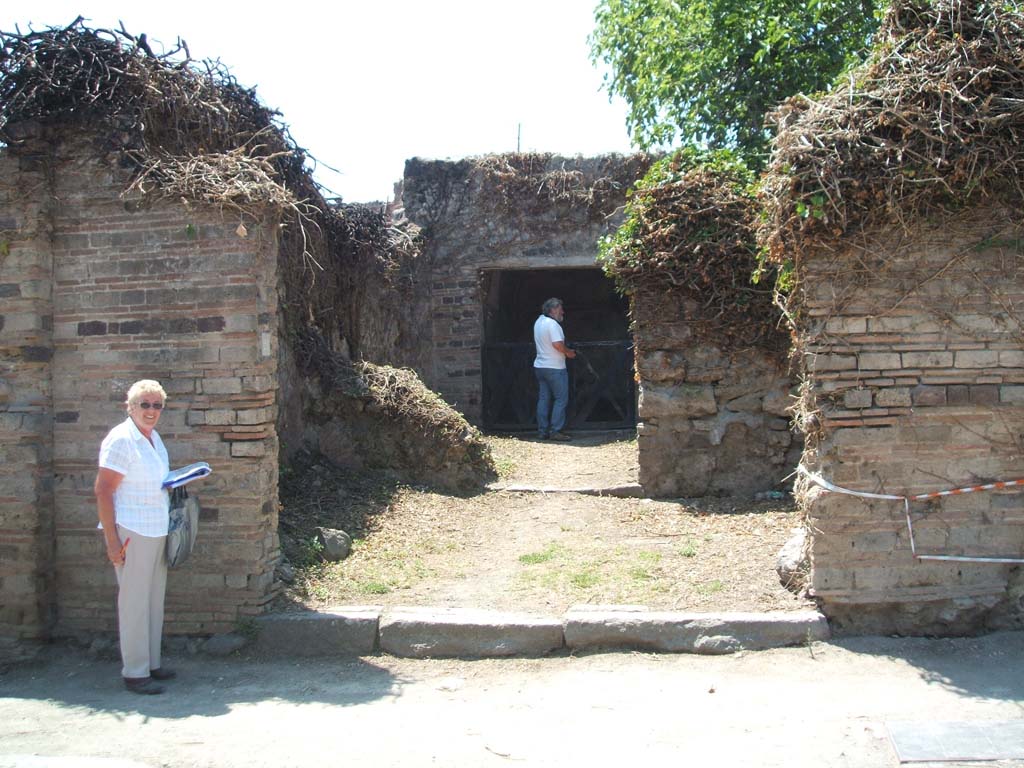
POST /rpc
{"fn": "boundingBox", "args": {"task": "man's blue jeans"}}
[535,367,569,436]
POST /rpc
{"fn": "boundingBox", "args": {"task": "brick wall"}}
[798,212,1024,633]
[0,130,56,640]
[1,125,281,640]
[632,294,799,497]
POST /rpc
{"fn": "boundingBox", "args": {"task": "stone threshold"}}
[487,482,645,498]
[254,606,829,659]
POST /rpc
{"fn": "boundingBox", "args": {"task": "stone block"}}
[237,407,273,425]
[563,607,829,654]
[203,409,238,426]
[201,377,242,395]
[379,608,564,658]
[956,350,999,369]
[638,383,716,419]
[902,351,954,368]
[859,352,902,370]
[637,350,686,382]
[762,388,796,417]
[231,442,267,457]
[807,354,857,372]
[843,389,873,409]
[255,608,380,656]
[1000,385,1024,404]
[948,385,970,405]
[912,385,947,406]
[999,351,1024,368]
[825,317,867,334]
[876,388,912,407]
[971,385,999,405]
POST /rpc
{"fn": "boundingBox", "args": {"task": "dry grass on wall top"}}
[1,19,420,362]
[600,149,789,355]
[759,0,1024,275]
[0,19,309,214]
[475,151,655,221]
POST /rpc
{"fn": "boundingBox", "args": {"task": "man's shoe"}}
[549,432,572,442]
[537,432,549,440]
[124,676,165,695]
[149,667,176,681]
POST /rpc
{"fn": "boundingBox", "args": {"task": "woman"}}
[95,379,175,695]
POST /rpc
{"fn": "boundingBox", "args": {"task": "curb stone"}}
[251,605,829,658]
[379,607,564,658]
[491,483,645,498]
[255,607,380,656]
[563,607,830,654]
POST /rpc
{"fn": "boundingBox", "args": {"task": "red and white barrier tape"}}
[797,465,1024,564]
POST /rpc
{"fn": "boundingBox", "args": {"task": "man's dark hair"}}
[541,298,563,317]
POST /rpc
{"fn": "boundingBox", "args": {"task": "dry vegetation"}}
[760,0,1024,276]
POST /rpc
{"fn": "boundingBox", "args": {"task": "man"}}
[533,297,576,441]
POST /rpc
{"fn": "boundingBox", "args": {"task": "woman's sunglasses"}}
[137,401,164,410]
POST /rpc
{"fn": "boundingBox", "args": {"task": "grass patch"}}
[519,543,561,565]
[629,566,653,581]
[696,579,725,596]
[679,539,698,558]
[495,458,518,479]
[570,568,601,589]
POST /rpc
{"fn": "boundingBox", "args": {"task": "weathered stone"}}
[317,527,352,561]
[776,527,809,594]
[563,607,829,653]
[859,352,902,370]
[762,387,796,417]
[256,608,380,656]
[638,383,716,418]
[843,389,873,409]
[202,633,249,656]
[912,385,947,406]
[637,350,686,382]
[875,387,912,407]
[379,608,563,658]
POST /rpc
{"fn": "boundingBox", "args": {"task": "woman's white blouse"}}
[98,417,170,537]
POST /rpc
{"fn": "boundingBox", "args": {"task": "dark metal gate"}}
[482,340,636,431]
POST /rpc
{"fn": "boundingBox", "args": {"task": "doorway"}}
[481,268,635,432]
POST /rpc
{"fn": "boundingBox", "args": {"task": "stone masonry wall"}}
[1,126,281,640]
[633,294,799,497]
[0,132,56,642]
[798,211,1024,634]
[402,155,650,423]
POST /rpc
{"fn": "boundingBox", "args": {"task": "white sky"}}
[9,1,635,202]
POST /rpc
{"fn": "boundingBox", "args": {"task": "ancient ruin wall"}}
[0,131,55,641]
[1,128,282,639]
[797,214,1024,634]
[633,294,798,497]
[402,154,651,423]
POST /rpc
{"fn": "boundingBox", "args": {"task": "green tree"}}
[590,0,880,165]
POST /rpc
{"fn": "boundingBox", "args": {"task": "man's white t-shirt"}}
[533,314,566,369]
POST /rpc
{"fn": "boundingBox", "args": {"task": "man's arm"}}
[552,340,576,359]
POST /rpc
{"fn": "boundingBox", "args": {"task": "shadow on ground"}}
[830,630,1024,703]
[0,644,405,719]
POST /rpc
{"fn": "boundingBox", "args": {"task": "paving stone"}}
[379,608,564,658]
[563,607,829,654]
[255,607,380,656]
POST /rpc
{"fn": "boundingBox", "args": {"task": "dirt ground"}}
[276,431,813,614]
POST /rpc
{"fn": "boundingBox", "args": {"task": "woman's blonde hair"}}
[126,379,167,408]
